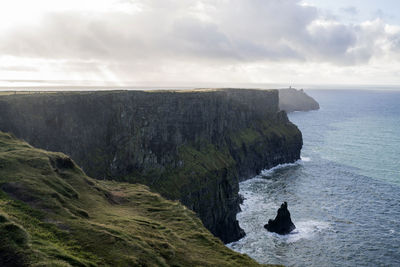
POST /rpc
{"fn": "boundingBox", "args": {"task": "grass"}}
[229,118,299,147]
[153,143,237,200]
[0,131,267,266]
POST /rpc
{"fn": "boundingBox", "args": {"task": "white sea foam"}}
[268,220,331,243]
[240,159,303,184]
[301,156,311,162]
[259,161,301,177]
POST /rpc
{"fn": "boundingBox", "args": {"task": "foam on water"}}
[276,220,331,243]
[300,156,311,162]
[258,161,301,178]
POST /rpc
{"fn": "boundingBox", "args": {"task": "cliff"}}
[0,131,262,266]
[279,88,320,112]
[0,89,302,243]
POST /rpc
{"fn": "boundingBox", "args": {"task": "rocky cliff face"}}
[0,89,302,243]
[279,88,320,112]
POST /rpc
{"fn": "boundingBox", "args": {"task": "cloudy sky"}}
[1,0,400,87]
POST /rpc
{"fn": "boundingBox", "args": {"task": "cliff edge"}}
[0,89,302,243]
[279,88,320,112]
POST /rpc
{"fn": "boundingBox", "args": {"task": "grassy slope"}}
[0,131,265,267]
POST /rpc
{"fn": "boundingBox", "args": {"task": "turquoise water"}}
[228,90,400,266]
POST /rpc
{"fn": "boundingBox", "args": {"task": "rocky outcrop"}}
[0,89,302,243]
[264,202,296,235]
[279,88,319,112]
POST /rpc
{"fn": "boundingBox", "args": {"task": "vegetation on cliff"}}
[0,131,262,266]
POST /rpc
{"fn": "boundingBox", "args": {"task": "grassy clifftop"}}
[0,131,262,266]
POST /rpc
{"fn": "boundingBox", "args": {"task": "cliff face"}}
[279,88,320,112]
[0,89,302,243]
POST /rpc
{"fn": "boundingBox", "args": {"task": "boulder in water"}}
[264,202,296,234]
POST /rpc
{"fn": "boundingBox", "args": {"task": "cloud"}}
[0,0,400,83]
[0,66,37,72]
[340,6,358,16]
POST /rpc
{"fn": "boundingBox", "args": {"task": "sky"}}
[0,0,400,87]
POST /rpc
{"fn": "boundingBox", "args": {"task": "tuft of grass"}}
[0,222,29,246]
[0,131,264,266]
[0,218,32,266]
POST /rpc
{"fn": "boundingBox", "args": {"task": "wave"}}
[239,160,303,185]
[259,161,301,177]
[301,156,311,162]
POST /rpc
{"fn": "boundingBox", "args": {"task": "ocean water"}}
[228,90,400,266]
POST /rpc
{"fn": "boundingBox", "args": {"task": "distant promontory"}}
[279,88,320,112]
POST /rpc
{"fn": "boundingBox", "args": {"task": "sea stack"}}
[264,202,296,234]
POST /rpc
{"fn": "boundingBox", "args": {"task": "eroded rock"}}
[264,202,296,235]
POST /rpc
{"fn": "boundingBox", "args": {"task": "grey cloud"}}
[170,17,236,60]
[388,32,400,52]
[305,23,359,64]
[0,0,399,70]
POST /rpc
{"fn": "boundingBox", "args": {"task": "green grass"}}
[230,119,298,147]
[0,131,267,266]
[153,143,236,200]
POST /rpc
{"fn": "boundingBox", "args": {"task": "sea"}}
[228,89,400,267]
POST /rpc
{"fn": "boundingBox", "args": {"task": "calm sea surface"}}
[228,90,400,266]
